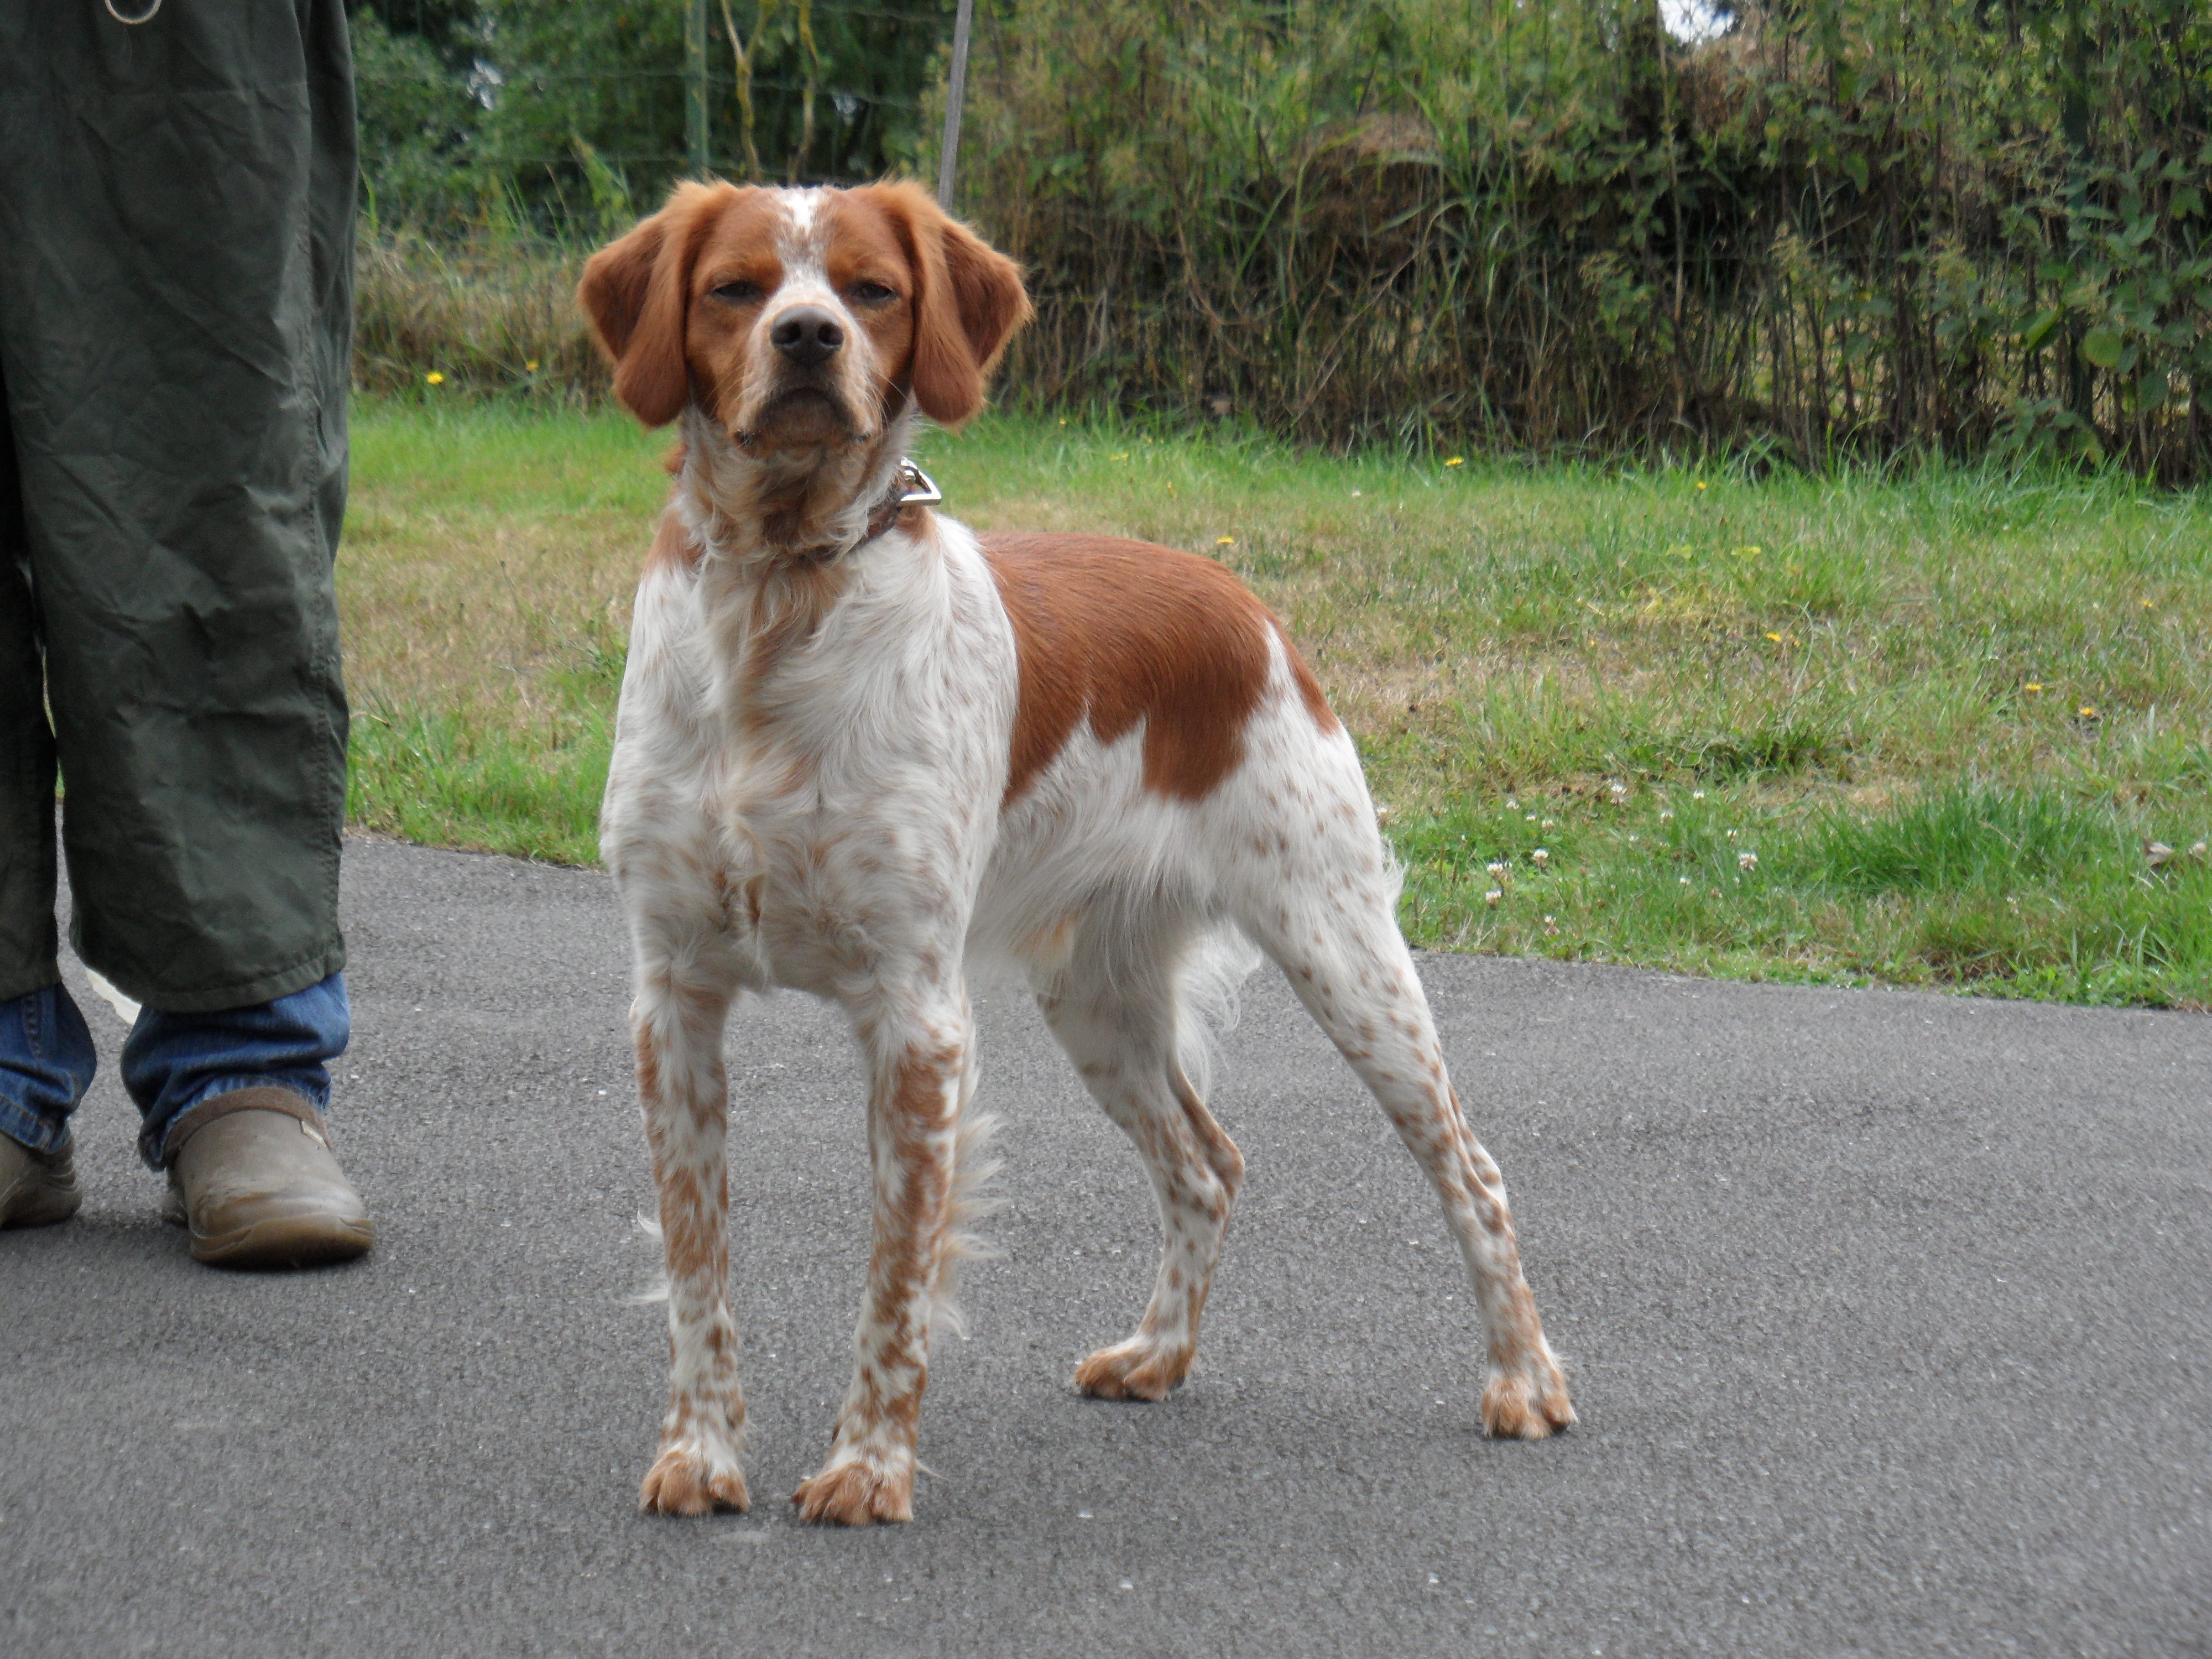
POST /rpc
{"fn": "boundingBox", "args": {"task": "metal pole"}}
[936,0,974,207]
[686,0,712,176]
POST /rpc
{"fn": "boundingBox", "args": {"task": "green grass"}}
[343,398,2212,1006]
[349,701,613,868]
[341,399,662,864]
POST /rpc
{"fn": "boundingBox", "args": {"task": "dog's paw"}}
[639,1442,751,1515]
[1479,1347,1575,1440]
[792,1451,914,1526]
[1073,1335,1191,1402]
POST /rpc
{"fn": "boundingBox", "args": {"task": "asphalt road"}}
[4,837,2208,1657]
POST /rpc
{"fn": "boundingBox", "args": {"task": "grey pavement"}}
[3,836,2209,1657]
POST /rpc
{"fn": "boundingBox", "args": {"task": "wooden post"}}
[936,0,974,207]
[686,0,711,176]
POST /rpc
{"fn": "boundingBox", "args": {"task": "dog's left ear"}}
[866,184,1032,427]
[579,182,731,428]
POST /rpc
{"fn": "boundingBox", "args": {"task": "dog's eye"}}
[847,281,897,305]
[710,280,763,305]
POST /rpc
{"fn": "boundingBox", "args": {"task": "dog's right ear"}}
[580,183,726,428]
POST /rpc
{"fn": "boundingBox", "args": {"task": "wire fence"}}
[356,0,953,206]
[354,0,2212,477]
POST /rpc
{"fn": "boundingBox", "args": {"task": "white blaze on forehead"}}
[770,187,835,302]
[782,186,827,240]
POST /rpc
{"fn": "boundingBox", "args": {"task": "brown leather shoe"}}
[0,1133,81,1228]
[164,1087,373,1267]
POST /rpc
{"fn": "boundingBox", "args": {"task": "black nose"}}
[770,306,844,367]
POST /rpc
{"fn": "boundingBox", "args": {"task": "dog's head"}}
[579,181,1031,455]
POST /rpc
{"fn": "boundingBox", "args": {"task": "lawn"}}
[343,397,2212,1007]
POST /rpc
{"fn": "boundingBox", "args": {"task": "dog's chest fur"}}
[608,505,1015,997]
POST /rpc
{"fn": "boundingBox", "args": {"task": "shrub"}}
[943,0,2211,477]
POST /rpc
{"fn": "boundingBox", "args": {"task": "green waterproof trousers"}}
[0,0,355,1013]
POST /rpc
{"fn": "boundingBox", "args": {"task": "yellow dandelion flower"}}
[2079,705,2099,719]
[1444,456,1464,468]
[2024,682,2043,693]
[1695,480,1707,491]
[525,359,539,372]
[1765,632,1783,642]
[425,371,445,385]
[1216,535,1235,546]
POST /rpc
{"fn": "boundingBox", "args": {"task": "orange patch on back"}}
[980,534,1337,806]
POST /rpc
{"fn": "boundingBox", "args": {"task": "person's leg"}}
[125,973,351,1171]
[125,972,368,1266]
[0,0,356,1014]
[0,340,91,1223]
[0,984,93,1228]
[0,1,368,1261]
[0,374,60,1016]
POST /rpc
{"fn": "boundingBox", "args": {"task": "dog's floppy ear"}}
[579,182,729,428]
[868,183,1031,428]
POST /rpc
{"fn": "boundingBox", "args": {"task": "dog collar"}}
[787,459,940,566]
[861,458,941,546]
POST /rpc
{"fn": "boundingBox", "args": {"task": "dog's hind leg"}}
[630,907,753,1515]
[1229,797,1573,1439]
[1037,924,1245,1401]
[792,985,975,1526]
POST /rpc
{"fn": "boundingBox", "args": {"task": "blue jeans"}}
[0,972,349,1169]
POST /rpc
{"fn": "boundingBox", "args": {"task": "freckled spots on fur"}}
[739,566,851,731]
[792,1028,967,1520]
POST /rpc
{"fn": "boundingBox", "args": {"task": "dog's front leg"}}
[792,992,971,1525]
[633,952,750,1516]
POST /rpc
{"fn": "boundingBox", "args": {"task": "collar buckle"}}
[895,460,942,509]
[801,458,940,566]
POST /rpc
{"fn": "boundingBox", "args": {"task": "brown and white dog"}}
[580,179,1573,1526]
